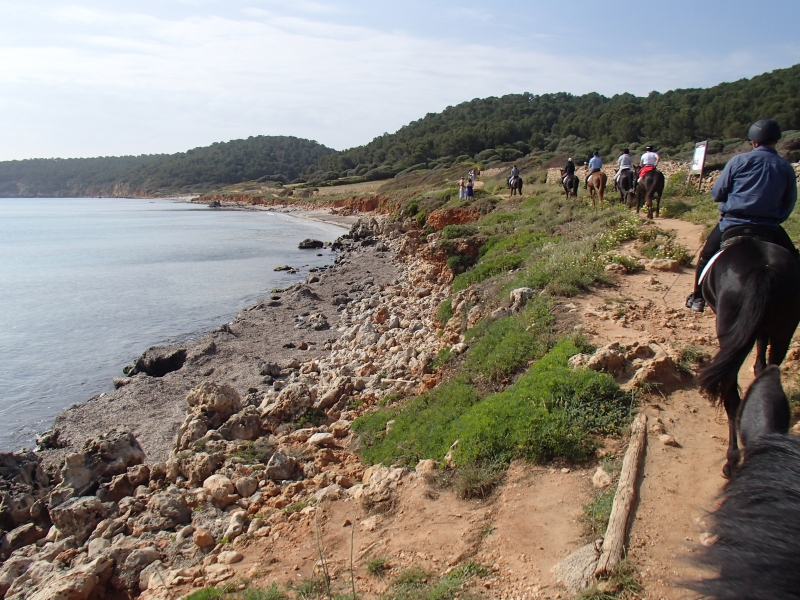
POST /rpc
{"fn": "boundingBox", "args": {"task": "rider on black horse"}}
[509,164,520,186]
[562,157,575,183]
[686,119,799,313]
[614,149,633,188]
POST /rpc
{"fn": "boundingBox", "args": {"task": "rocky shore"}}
[0,216,454,598]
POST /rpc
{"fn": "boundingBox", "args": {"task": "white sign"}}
[691,141,708,174]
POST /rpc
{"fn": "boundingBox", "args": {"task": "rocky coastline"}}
[0,215,454,599]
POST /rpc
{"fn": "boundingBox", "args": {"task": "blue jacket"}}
[588,156,602,170]
[712,146,797,232]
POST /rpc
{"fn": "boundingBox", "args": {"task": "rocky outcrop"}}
[426,207,480,231]
[0,451,50,531]
[125,345,187,378]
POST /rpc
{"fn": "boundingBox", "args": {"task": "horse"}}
[508,175,523,196]
[633,168,664,219]
[561,171,578,199]
[617,169,636,208]
[690,366,800,600]
[697,239,800,477]
[586,171,606,209]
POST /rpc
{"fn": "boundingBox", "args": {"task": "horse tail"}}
[698,265,776,399]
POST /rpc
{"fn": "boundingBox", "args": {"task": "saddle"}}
[700,226,786,286]
[720,225,778,249]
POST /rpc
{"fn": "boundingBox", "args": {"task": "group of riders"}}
[559,146,661,192]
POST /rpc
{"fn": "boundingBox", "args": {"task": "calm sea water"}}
[0,198,344,451]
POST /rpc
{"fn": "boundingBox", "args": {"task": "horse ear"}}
[739,366,791,446]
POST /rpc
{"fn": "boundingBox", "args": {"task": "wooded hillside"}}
[0,136,334,197]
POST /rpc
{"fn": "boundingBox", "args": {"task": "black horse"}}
[508,176,523,196]
[633,168,664,218]
[697,239,800,477]
[561,171,578,198]
[617,170,636,207]
[691,366,800,600]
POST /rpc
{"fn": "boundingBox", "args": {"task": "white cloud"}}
[0,2,797,160]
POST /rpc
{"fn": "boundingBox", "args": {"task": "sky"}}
[1,0,799,161]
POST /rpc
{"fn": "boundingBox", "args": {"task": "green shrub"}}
[367,556,388,577]
[441,224,478,239]
[453,340,632,465]
[446,254,476,274]
[430,347,454,370]
[352,377,483,466]
[463,297,555,381]
[436,298,453,325]
[453,463,506,499]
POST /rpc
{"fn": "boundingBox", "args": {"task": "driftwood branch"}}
[595,412,648,576]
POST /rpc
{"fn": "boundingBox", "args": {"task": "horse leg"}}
[720,380,742,478]
[755,335,769,376]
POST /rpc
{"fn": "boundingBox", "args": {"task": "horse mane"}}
[690,433,800,599]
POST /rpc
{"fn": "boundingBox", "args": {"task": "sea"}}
[0,197,345,451]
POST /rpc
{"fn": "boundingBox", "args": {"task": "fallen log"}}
[595,412,648,576]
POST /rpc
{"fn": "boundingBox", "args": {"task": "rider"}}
[509,164,520,185]
[585,151,602,189]
[686,119,798,313]
[562,157,576,185]
[637,145,659,183]
[614,149,633,185]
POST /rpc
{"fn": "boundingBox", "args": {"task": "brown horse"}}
[634,168,665,219]
[561,171,578,199]
[508,175,523,196]
[586,171,607,209]
[617,169,636,207]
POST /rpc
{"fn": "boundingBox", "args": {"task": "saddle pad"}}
[698,248,725,286]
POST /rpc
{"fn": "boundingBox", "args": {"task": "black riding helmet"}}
[748,119,782,144]
[645,145,654,151]
[623,148,629,154]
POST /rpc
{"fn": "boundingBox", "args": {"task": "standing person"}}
[466,178,474,200]
[685,119,798,313]
[459,177,466,200]
[614,149,633,185]
[468,169,475,184]
[585,151,602,189]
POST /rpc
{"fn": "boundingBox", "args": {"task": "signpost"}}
[689,140,708,190]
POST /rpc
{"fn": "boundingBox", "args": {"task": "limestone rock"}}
[415,459,438,476]
[586,344,625,375]
[217,406,261,441]
[261,383,313,424]
[223,511,246,541]
[185,381,242,429]
[510,287,534,312]
[234,477,258,499]
[136,487,191,532]
[56,428,145,498]
[330,420,351,438]
[265,452,296,481]
[298,239,324,249]
[217,550,244,565]
[173,452,223,487]
[647,258,682,273]
[308,433,335,447]
[127,345,187,377]
[5,555,113,600]
[632,351,682,389]
[193,528,215,548]
[592,467,612,489]
[49,496,106,544]
[551,541,601,592]
[0,557,32,597]
[118,547,161,592]
[203,475,234,501]
[604,262,628,274]
[0,450,50,529]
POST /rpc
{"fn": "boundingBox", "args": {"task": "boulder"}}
[217,406,261,441]
[551,541,601,593]
[203,475,234,502]
[193,528,215,548]
[586,345,626,375]
[117,547,161,592]
[234,477,258,499]
[217,550,243,565]
[49,496,106,544]
[509,287,534,312]
[127,345,187,377]
[0,557,32,597]
[0,450,50,527]
[592,467,612,489]
[308,433,335,447]
[55,428,145,498]
[632,351,682,390]
[5,556,113,600]
[0,523,47,561]
[136,487,191,532]
[223,511,246,541]
[415,459,438,476]
[185,381,242,429]
[261,383,313,424]
[265,452,296,481]
[298,239,324,249]
[172,452,223,487]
